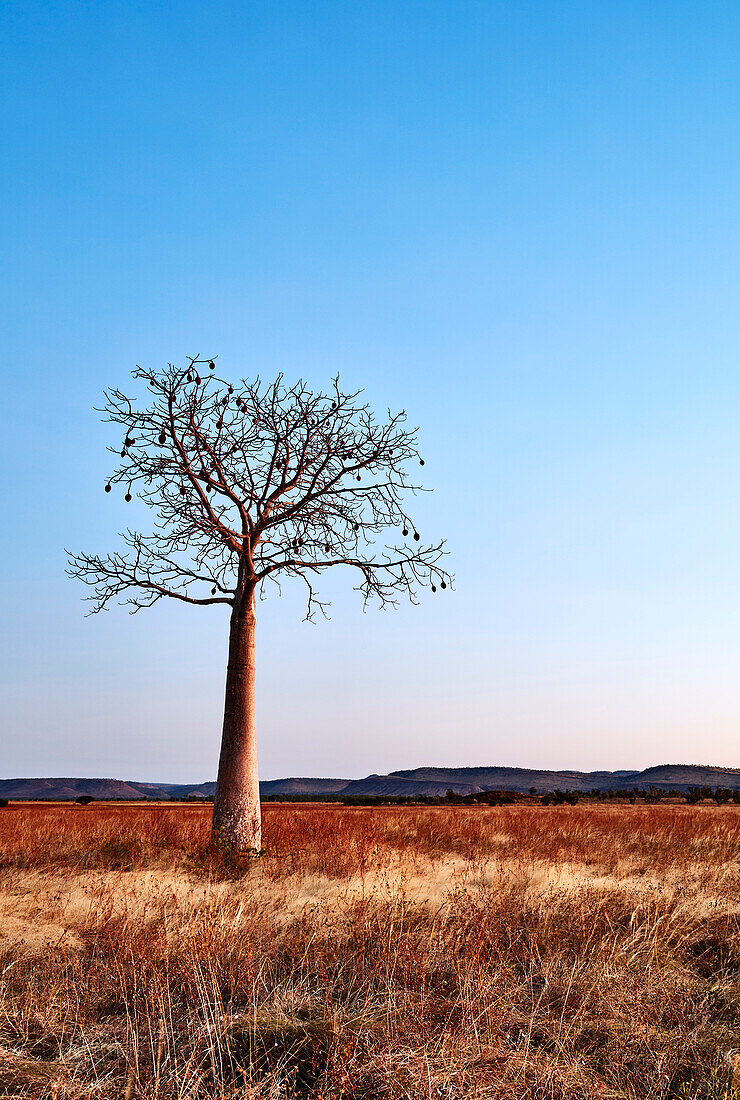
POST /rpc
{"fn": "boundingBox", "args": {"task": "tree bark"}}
[211,584,261,853]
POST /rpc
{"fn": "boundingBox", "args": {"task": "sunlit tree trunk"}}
[212,583,261,852]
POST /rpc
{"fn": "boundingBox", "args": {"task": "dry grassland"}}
[0,803,739,1098]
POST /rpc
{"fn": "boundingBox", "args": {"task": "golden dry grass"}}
[0,803,739,1098]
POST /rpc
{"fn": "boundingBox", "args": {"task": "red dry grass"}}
[0,803,739,1098]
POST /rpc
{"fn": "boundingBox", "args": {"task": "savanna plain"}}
[1,803,739,1099]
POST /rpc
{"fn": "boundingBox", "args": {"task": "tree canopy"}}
[67,356,452,616]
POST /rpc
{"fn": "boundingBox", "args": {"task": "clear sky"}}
[3,1,740,782]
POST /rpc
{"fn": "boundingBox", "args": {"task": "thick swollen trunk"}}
[212,586,261,853]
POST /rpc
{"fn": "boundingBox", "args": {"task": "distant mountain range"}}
[2,764,740,801]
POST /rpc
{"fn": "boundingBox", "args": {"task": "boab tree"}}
[68,357,452,852]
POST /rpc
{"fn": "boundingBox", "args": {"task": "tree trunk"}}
[212,585,261,853]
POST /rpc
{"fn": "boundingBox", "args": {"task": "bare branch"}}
[68,360,453,616]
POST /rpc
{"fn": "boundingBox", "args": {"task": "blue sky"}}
[3,1,740,781]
